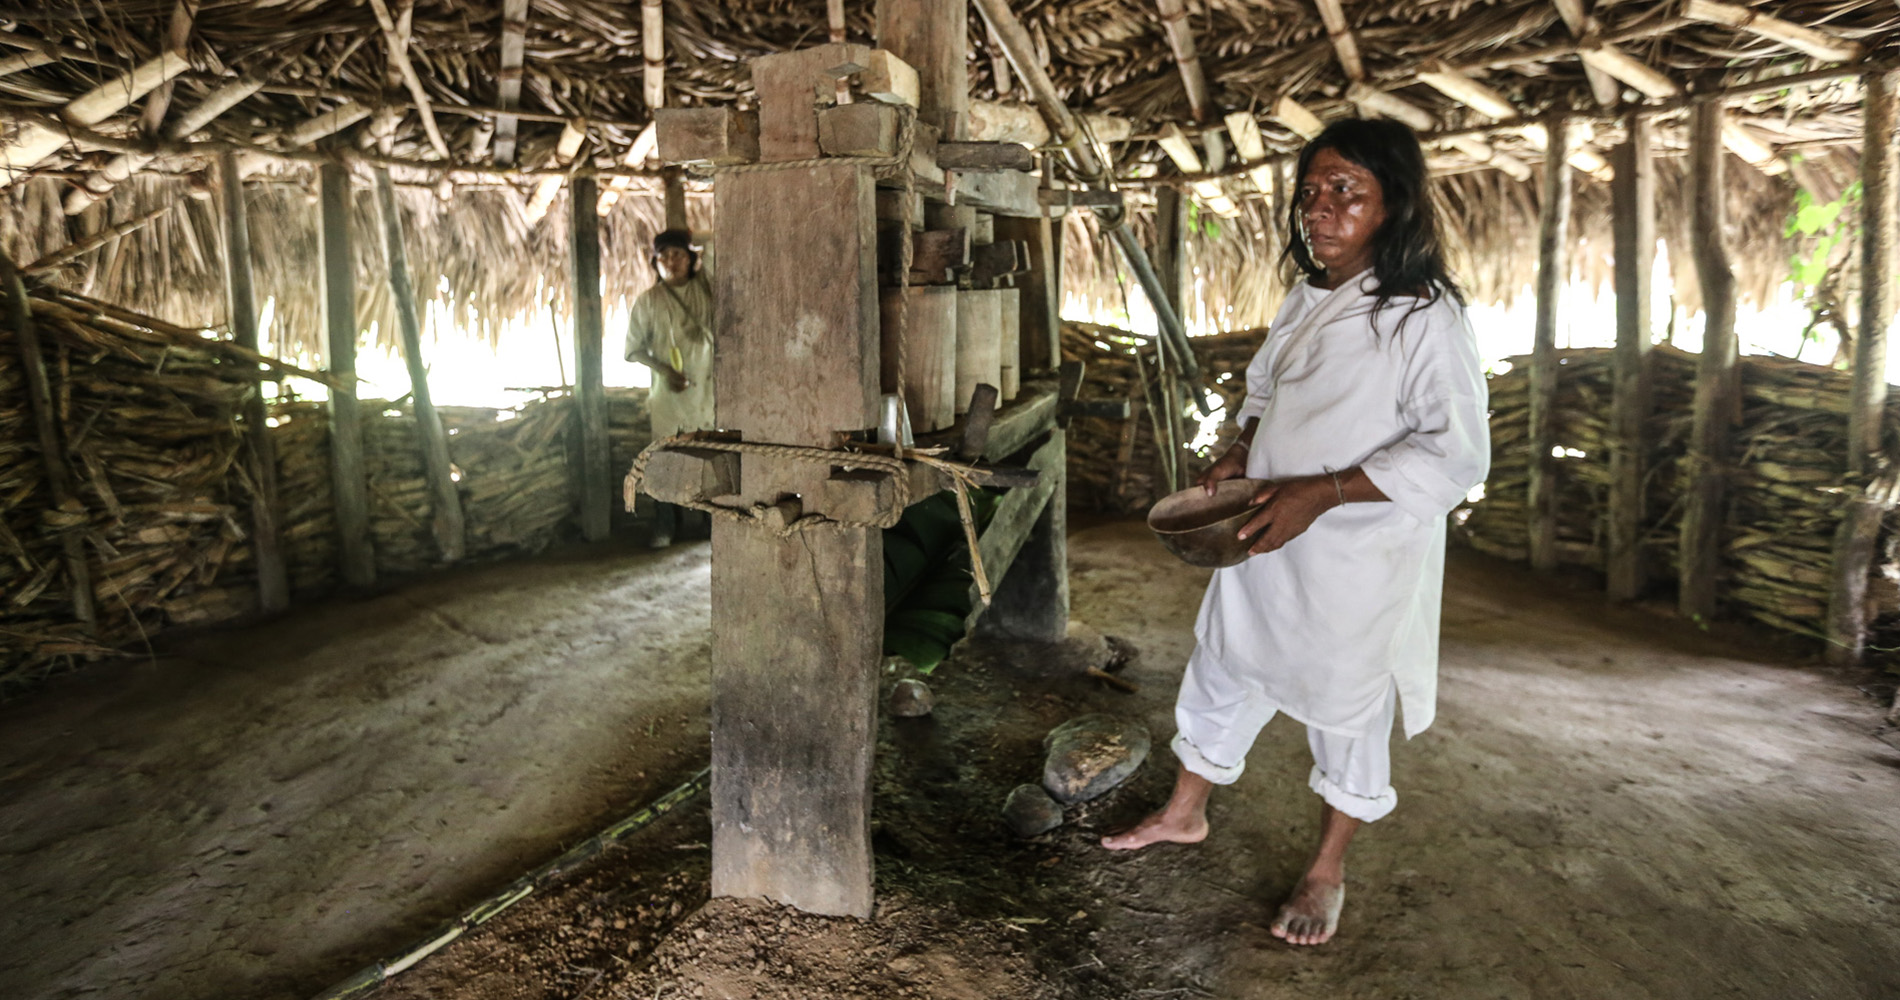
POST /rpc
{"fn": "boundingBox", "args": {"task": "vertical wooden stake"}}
[1607,114,1655,601]
[1827,70,1898,665]
[372,167,465,564]
[218,152,290,613]
[571,174,611,542]
[1679,100,1738,622]
[319,163,375,587]
[1153,184,1186,315]
[877,0,970,140]
[995,207,1059,376]
[2,256,96,628]
[1528,110,1571,574]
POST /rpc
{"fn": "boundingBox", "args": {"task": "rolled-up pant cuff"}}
[1172,732,1247,785]
[1308,764,1397,822]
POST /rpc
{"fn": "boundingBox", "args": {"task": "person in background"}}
[624,228,714,547]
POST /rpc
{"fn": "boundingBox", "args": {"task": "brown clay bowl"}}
[1147,478,1269,569]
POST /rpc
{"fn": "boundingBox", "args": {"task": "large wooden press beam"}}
[1527,111,1570,574]
[1679,101,1739,622]
[1607,114,1654,602]
[218,152,290,613]
[571,175,611,542]
[318,163,374,587]
[1827,70,1898,665]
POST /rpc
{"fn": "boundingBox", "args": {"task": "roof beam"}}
[492,0,532,166]
[526,119,588,224]
[140,0,197,137]
[1415,61,1608,177]
[1157,122,1239,215]
[1312,0,1365,83]
[1156,0,1211,122]
[1273,95,1326,139]
[1680,0,1865,64]
[65,73,265,214]
[366,0,451,160]
[1578,46,1681,100]
[1223,110,1278,195]
[1,51,189,185]
[1551,0,1623,108]
[644,0,666,108]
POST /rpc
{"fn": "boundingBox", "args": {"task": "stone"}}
[888,678,934,717]
[1042,714,1150,805]
[1003,783,1064,837]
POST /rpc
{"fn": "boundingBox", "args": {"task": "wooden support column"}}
[1827,70,1898,665]
[662,166,688,232]
[571,174,611,542]
[1680,100,1739,622]
[218,151,289,613]
[1607,114,1655,602]
[2,256,96,628]
[318,163,374,587]
[1527,111,1570,574]
[1153,184,1187,314]
[876,0,968,139]
[710,159,882,918]
[372,168,466,564]
[994,209,1059,376]
[973,429,1068,641]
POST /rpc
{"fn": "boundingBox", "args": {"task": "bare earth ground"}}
[4,521,1900,999]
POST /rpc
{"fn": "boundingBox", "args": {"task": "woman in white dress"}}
[1102,119,1491,947]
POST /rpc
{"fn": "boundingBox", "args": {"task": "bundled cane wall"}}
[1460,347,1900,640]
[0,282,650,695]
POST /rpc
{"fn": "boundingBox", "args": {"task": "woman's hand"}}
[1236,474,1341,555]
[1197,445,1250,496]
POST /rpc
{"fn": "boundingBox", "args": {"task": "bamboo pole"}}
[493,0,533,166]
[1826,70,1898,665]
[571,175,611,542]
[320,163,374,587]
[1607,114,1655,602]
[1680,100,1738,622]
[218,152,289,614]
[372,167,465,563]
[1,256,96,629]
[1527,110,1570,574]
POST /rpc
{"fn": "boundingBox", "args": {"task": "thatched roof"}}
[2,0,1896,357]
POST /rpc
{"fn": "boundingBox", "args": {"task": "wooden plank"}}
[818,103,902,157]
[876,0,968,139]
[978,379,1059,462]
[955,290,1003,415]
[880,285,957,432]
[571,175,610,542]
[319,163,374,588]
[936,142,1035,171]
[1607,114,1654,603]
[710,522,880,917]
[954,169,1043,218]
[998,288,1021,400]
[715,164,880,445]
[1,255,96,627]
[968,430,1064,631]
[1679,101,1738,621]
[1154,0,1209,122]
[218,152,289,614]
[655,108,759,165]
[1153,185,1186,314]
[1527,111,1570,574]
[492,0,532,166]
[1828,70,1897,665]
[994,212,1058,376]
[373,168,465,563]
[968,239,1026,285]
[752,43,878,161]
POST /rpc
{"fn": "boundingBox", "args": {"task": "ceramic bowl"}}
[1147,479,1268,569]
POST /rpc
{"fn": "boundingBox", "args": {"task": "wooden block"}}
[858,49,921,107]
[818,103,902,158]
[937,141,1035,171]
[876,188,923,229]
[998,288,1021,401]
[752,42,877,161]
[880,285,957,432]
[955,289,1003,415]
[640,447,742,504]
[969,240,1026,285]
[714,162,880,445]
[823,469,904,524]
[711,521,881,917]
[954,169,1043,217]
[908,120,943,186]
[655,107,759,165]
[1039,186,1122,208]
[891,227,969,284]
[971,212,995,245]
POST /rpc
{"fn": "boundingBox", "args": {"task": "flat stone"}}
[888,678,934,717]
[1003,783,1064,837]
[1042,714,1150,804]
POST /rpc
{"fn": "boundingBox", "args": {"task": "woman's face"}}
[656,246,693,285]
[1298,147,1387,281]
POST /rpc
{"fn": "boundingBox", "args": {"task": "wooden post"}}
[571,175,611,542]
[1527,110,1570,574]
[1153,184,1187,314]
[372,167,466,564]
[1679,100,1738,622]
[956,290,1003,413]
[218,151,289,613]
[319,163,374,587]
[1607,114,1655,601]
[662,165,688,232]
[880,285,957,431]
[1827,70,1898,665]
[994,209,1059,375]
[974,430,1068,641]
[876,0,968,140]
[710,157,882,918]
[2,256,96,628]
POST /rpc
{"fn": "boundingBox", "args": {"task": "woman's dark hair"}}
[1283,118,1462,313]
[651,228,699,277]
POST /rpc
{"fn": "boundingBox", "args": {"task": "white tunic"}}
[1193,273,1490,740]
[624,270,715,438]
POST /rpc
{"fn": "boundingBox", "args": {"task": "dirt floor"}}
[5,521,1900,999]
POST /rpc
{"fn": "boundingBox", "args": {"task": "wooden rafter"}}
[140,0,197,136]
[1156,0,1210,123]
[1551,0,1623,108]
[65,74,265,214]
[0,51,189,184]
[1681,0,1865,63]
[1312,0,1365,83]
[366,0,451,160]
[493,0,532,166]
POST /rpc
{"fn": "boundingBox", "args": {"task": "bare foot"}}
[1270,876,1344,945]
[1099,809,1208,851]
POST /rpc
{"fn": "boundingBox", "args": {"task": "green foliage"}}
[1187,200,1222,241]
[1783,181,1862,295]
[880,489,1002,673]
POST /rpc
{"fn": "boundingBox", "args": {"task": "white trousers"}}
[1171,646,1399,823]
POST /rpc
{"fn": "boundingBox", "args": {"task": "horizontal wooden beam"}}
[937,141,1036,171]
[1681,0,1864,63]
